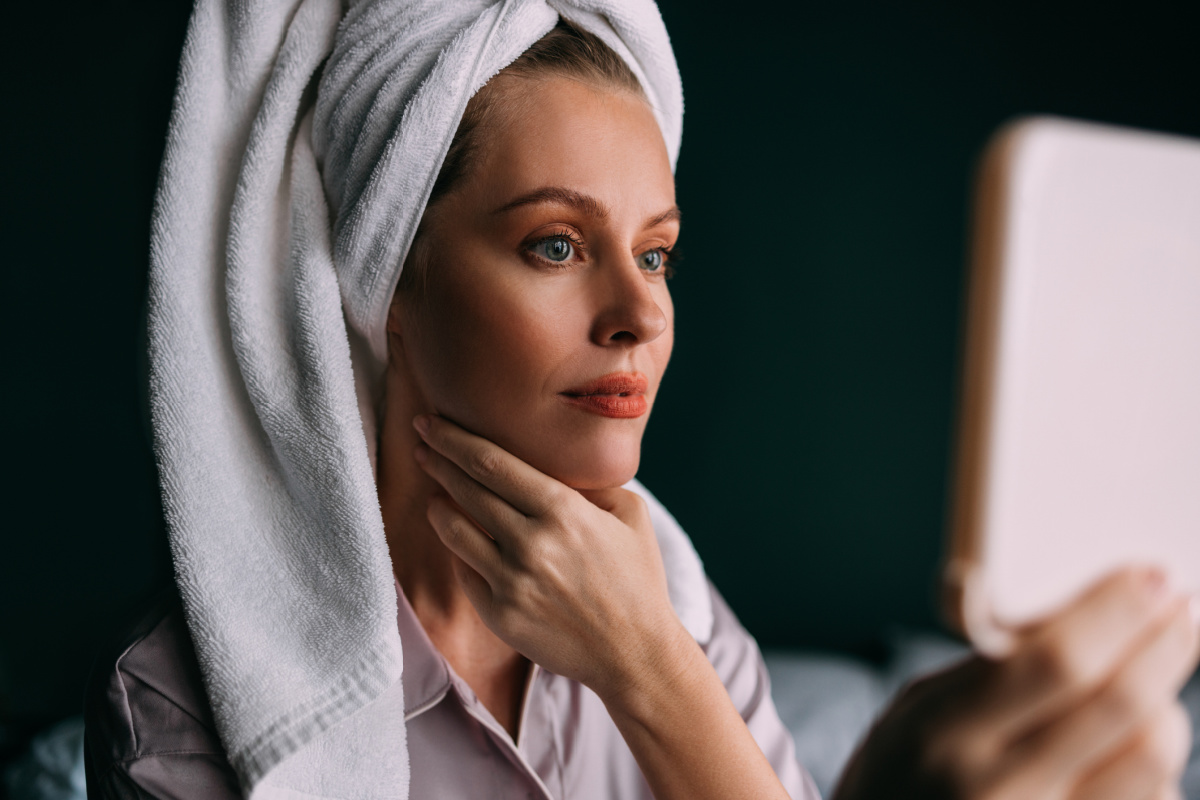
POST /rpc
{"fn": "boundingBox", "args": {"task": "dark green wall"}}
[3,0,1198,727]
[639,0,1200,652]
[1,3,190,733]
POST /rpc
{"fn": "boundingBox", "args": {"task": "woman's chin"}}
[466,410,645,491]
[521,441,641,491]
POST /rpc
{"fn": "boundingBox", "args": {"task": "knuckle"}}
[1150,703,1193,776]
[1027,638,1096,692]
[520,532,557,566]
[505,569,538,606]
[1168,701,1193,748]
[1172,601,1200,652]
[469,448,502,479]
[1093,676,1154,726]
[536,482,568,512]
[1130,728,1179,779]
[444,514,474,545]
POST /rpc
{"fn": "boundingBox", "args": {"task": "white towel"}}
[146,1,709,798]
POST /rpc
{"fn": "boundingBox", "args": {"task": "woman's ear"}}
[385,297,411,373]
[386,296,404,337]
[388,233,429,341]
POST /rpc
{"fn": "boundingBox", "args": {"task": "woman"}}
[85,1,1198,798]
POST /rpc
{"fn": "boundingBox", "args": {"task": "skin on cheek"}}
[406,269,645,487]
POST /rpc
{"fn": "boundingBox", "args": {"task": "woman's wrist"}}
[591,616,706,723]
[591,616,792,800]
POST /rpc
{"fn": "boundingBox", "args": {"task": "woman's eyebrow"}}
[644,205,682,228]
[492,186,681,229]
[493,186,610,218]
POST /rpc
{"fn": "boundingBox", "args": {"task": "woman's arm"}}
[413,413,792,799]
[84,591,243,800]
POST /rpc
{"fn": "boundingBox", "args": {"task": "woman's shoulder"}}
[84,585,242,799]
[702,580,765,679]
[700,577,778,718]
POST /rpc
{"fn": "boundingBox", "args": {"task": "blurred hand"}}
[835,567,1199,800]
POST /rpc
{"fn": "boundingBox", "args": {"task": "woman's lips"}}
[560,372,649,419]
[560,394,649,418]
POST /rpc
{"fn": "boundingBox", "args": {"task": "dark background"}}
[2,0,1198,736]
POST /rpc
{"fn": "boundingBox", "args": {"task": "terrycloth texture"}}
[313,0,684,367]
[145,1,703,799]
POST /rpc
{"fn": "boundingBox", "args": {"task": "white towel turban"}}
[147,1,707,798]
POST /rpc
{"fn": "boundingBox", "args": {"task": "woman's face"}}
[387,75,679,491]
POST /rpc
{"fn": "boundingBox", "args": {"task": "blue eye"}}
[639,249,664,272]
[532,236,574,262]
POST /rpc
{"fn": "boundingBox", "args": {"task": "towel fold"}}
[147,0,705,797]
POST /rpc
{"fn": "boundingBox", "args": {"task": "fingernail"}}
[1144,568,1169,603]
[413,415,431,436]
[413,443,428,464]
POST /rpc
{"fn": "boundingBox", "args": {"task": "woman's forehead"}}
[470,76,675,216]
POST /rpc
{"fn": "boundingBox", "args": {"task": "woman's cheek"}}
[417,304,562,441]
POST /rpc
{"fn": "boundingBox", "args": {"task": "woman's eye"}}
[639,249,665,272]
[531,236,574,263]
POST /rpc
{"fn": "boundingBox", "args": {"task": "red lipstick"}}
[560,372,649,419]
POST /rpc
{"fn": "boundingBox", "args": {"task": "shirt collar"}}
[393,576,452,718]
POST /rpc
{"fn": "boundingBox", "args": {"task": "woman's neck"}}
[376,363,530,739]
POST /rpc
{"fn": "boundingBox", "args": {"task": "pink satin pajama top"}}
[84,578,821,799]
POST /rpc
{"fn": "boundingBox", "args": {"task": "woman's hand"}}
[412,413,792,800]
[411,413,688,698]
[835,567,1200,800]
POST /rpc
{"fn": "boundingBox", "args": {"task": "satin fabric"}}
[84,582,820,799]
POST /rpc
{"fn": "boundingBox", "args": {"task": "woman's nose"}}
[588,257,669,347]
